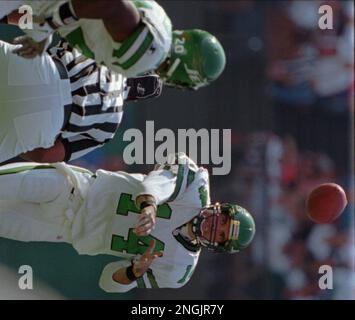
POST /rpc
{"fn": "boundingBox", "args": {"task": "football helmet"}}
[157,29,226,90]
[192,203,255,253]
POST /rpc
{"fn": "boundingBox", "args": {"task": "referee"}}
[0,38,162,163]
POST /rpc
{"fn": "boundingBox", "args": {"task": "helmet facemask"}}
[192,203,255,253]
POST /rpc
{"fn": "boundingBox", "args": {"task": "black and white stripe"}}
[48,41,125,161]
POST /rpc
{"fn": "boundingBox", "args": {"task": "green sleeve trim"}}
[186,169,195,188]
[198,186,208,207]
[147,269,159,288]
[114,32,154,70]
[132,0,153,10]
[177,265,193,284]
[68,165,93,175]
[0,164,55,176]
[65,27,95,59]
[167,164,185,202]
[136,277,146,288]
[0,163,92,176]
[112,23,146,59]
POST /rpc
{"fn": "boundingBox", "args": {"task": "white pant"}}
[0,162,81,243]
[0,40,72,163]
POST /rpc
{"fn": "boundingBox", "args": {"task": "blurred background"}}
[0,0,354,300]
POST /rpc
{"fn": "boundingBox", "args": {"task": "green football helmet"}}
[157,29,226,90]
[192,203,255,253]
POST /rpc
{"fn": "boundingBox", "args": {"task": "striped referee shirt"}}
[48,41,125,161]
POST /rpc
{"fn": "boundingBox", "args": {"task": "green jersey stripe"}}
[136,277,146,288]
[0,164,92,176]
[66,165,93,175]
[112,23,146,60]
[132,0,153,10]
[65,27,95,59]
[147,269,159,288]
[167,164,185,202]
[0,164,56,176]
[178,265,193,284]
[120,32,154,70]
[186,169,195,188]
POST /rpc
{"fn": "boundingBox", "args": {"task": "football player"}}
[0,38,162,164]
[0,153,255,291]
[1,0,226,90]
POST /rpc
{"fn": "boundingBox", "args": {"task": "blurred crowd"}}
[200,130,352,300]
[265,134,353,299]
[266,0,354,170]
[201,0,354,300]
[264,0,354,299]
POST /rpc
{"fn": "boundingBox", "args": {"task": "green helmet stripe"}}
[166,58,181,77]
[112,23,146,60]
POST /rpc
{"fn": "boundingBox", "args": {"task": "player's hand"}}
[12,36,47,59]
[134,204,156,236]
[126,75,163,101]
[132,240,163,278]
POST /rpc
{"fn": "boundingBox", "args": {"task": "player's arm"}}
[72,0,140,42]
[112,240,162,285]
[20,138,66,163]
[50,0,140,43]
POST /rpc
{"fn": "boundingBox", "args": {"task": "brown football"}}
[306,183,347,224]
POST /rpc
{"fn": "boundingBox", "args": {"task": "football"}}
[306,183,348,224]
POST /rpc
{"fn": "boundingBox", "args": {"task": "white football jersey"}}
[67,153,210,291]
[24,0,172,77]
